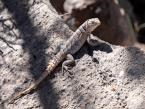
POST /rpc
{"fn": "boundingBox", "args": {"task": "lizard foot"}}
[62,54,75,75]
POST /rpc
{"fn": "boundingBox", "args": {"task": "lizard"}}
[7,18,101,103]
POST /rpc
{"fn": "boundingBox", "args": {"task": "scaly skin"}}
[8,18,101,103]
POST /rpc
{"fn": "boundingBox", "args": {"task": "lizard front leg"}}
[87,34,104,46]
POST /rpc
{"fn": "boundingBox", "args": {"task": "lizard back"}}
[62,18,101,54]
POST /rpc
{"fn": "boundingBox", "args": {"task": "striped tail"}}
[8,51,66,103]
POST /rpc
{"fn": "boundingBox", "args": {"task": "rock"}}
[1,0,145,109]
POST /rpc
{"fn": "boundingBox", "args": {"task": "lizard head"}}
[86,18,101,32]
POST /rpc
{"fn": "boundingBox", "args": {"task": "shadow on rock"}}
[1,0,59,109]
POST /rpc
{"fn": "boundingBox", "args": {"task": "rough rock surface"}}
[1,0,145,109]
[64,0,97,13]
[1,37,145,109]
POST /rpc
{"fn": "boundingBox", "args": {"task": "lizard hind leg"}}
[62,54,75,76]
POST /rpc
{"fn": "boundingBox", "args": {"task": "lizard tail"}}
[8,51,66,103]
[8,84,36,104]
